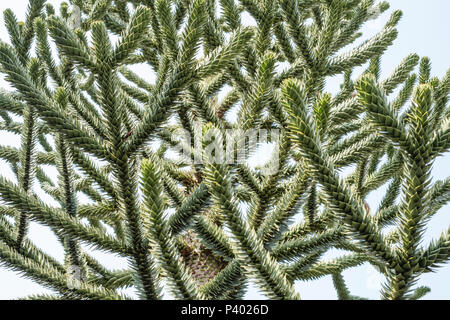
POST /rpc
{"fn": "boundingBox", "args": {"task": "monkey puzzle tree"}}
[0,0,448,300]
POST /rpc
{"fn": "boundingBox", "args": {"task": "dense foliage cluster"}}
[0,0,448,300]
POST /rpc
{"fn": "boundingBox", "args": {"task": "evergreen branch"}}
[0,215,65,274]
[200,259,245,299]
[168,183,210,234]
[286,253,369,281]
[279,0,313,68]
[327,27,397,76]
[193,215,235,261]
[356,74,412,151]
[203,130,300,299]
[47,16,96,71]
[0,42,107,159]
[257,170,308,244]
[332,273,352,300]
[142,159,203,299]
[0,241,127,300]
[281,78,394,263]
[381,53,419,95]
[0,177,130,256]
[197,27,254,79]
[113,6,152,66]
[417,227,450,273]
[16,106,38,248]
[272,228,344,261]
[22,0,46,56]
[408,286,431,300]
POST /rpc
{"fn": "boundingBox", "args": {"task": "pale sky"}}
[0,0,448,300]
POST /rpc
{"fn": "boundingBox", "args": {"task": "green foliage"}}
[0,0,448,300]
